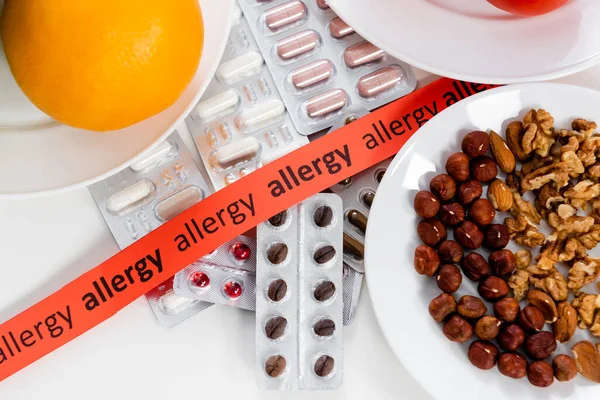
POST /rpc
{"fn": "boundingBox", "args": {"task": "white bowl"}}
[0,0,233,197]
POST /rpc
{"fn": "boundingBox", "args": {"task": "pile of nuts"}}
[414,110,600,388]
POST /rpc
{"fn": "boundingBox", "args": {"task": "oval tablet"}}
[264,0,307,31]
[305,89,348,118]
[216,51,263,85]
[290,59,333,89]
[329,17,354,39]
[106,179,155,215]
[211,137,260,170]
[276,30,319,60]
[235,98,285,132]
[156,186,204,222]
[130,140,174,172]
[358,66,402,98]
[344,41,384,68]
[158,291,200,316]
[192,89,240,122]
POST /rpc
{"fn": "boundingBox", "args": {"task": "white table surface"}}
[1,66,600,399]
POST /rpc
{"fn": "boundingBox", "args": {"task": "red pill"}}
[223,280,243,299]
[231,242,251,261]
[191,272,210,288]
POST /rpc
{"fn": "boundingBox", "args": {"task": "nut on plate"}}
[478,276,509,301]
[462,130,490,158]
[498,323,525,352]
[527,289,558,323]
[527,360,554,387]
[552,354,577,382]
[417,218,447,246]
[430,173,456,202]
[414,190,440,218]
[493,297,520,322]
[525,331,557,360]
[488,179,513,211]
[457,295,487,319]
[470,156,498,183]
[468,340,499,370]
[438,202,466,227]
[414,245,440,276]
[519,305,545,332]
[455,221,484,249]
[443,315,473,343]
[506,120,532,162]
[489,249,516,276]
[461,252,491,281]
[468,198,496,226]
[489,130,516,173]
[571,340,600,383]
[436,264,462,293]
[475,316,502,340]
[498,353,528,379]
[446,152,471,182]
[429,293,457,322]
[457,180,482,205]
[553,301,577,343]
[484,224,510,250]
[437,240,463,264]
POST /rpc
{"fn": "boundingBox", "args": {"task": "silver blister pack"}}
[238,0,417,135]
[89,131,213,327]
[256,193,343,390]
[186,4,309,190]
[173,235,257,310]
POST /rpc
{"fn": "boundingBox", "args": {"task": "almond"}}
[488,179,513,211]
[554,301,577,343]
[527,290,558,323]
[572,340,600,383]
[490,130,516,173]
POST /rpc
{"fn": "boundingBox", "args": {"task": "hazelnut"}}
[442,315,473,343]
[478,276,509,301]
[457,295,487,319]
[414,245,440,276]
[417,218,447,246]
[475,316,502,340]
[430,173,456,202]
[527,361,554,387]
[468,340,499,370]
[498,323,525,352]
[498,353,527,379]
[527,290,558,323]
[438,202,465,226]
[414,190,440,218]
[493,297,520,322]
[462,130,490,158]
[457,180,483,205]
[436,264,462,293]
[488,249,516,276]
[518,305,545,332]
[446,152,470,182]
[470,156,498,183]
[461,252,491,281]
[429,293,457,322]
[438,240,463,264]
[468,198,496,226]
[552,354,577,382]
[455,221,484,249]
[483,224,509,250]
[525,331,557,360]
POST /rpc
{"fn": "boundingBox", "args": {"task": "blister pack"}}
[89,131,213,326]
[186,4,309,190]
[172,235,257,310]
[237,0,417,135]
[256,193,343,390]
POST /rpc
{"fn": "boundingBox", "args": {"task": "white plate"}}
[0,0,233,198]
[327,0,600,84]
[366,83,600,400]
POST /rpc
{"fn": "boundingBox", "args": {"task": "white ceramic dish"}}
[0,0,233,197]
[366,83,600,400]
[327,0,600,84]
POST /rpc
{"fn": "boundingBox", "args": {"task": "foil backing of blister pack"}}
[186,4,309,190]
[238,0,417,135]
[173,235,257,310]
[256,193,343,390]
[89,131,213,326]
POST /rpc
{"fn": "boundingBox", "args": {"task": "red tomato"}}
[488,0,570,16]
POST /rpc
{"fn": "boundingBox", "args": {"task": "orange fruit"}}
[1,0,203,131]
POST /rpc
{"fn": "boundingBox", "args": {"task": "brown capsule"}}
[475,316,502,340]
[343,232,364,260]
[442,315,473,343]
[430,173,456,202]
[489,249,516,276]
[414,190,440,218]
[457,180,483,205]
[446,152,470,182]
[468,340,499,370]
[493,297,520,322]
[265,355,287,377]
[314,245,336,264]
[268,243,289,264]
[314,318,336,337]
[483,224,509,250]
[438,202,466,227]
[314,355,335,377]
[519,305,545,332]
[314,281,336,302]
[454,221,484,249]
[438,240,463,264]
[470,156,498,183]
[417,218,447,246]
[462,130,490,158]
[436,264,462,293]
[497,323,525,352]
[478,276,509,301]
[457,295,487,319]
[461,252,491,281]
[429,293,457,322]
[265,316,288,340]
[347,209,368,234]
[362,191,375,208]
[414,245,440,276]
[525,331,557,360]
[468,198,496,226]
[552,354,577,382]
[498,353,527,379]
[527,361,554,387]
[267,279,287,302]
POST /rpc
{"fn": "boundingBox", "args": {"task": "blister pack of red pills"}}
[172,235,257,310]
[256,193,344,390]
[89,131,213,326]
[237,0,417,135]
[186,4,309,190]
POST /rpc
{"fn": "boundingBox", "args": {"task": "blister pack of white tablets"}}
[186,4,309,190]
[237,0,417,135]
[89,131,213,326]
[172,235,257,310]
[256,193,343,390]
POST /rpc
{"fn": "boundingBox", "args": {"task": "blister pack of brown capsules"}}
[256,193,343,390]
[172,235,257,310]
[237,0,416,135]
[89,131,213,327]
[186,4,309,190]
